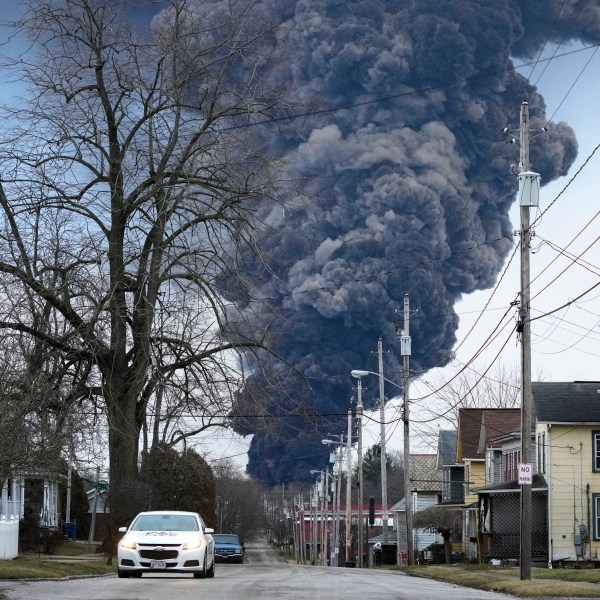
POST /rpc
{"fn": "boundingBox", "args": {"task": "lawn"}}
[401,564,600,598]
[0,541,115,580]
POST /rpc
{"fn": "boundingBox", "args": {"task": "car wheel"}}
[194,555,208,579]
[118,569,131,578]
[207,557,215,578]
[132,571,143,578]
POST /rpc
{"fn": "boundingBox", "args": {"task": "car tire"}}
[194,555,208,579]
[132,571,143,578]
[118,569,131,578]
[207,557,215,578]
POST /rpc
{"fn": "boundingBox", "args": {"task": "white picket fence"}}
[0,515,19,560]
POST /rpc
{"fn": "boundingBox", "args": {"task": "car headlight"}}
[234,549,241,554]
[120,537,136,550]
[182,538,202,550]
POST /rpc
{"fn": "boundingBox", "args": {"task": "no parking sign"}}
[518,463,532,485]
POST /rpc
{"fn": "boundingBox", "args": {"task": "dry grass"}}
[403,565,600,598]
[0,557,114,580]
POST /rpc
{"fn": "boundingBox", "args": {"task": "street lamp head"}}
[309,469,322,475]
[321,439,334,445]
[351,370,370,378]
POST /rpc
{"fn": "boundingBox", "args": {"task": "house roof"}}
[478,410,521,452]
[532,381,600,423]
[436,430,457,469]
[457,408,521,460]
[410,454,442,493]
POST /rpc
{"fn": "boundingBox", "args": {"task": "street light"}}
[350,366,396,549]
[351,371,365,568]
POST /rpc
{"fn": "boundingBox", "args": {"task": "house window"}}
[537,433,546,474]
[593,494,600,540]
[593,431,600,472]
[542,431,546,474]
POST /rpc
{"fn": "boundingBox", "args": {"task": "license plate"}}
[150,560,166,569]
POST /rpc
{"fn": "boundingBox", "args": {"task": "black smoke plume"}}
[136,0,597,485]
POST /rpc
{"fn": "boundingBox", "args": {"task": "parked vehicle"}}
[213,533,244,563]
[117,510,215,578]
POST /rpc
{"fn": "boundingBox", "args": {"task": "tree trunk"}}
[444,534,452,564]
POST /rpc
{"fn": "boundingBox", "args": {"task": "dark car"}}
[212,533,244,563]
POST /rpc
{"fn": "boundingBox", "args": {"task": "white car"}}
[117,510,215,579]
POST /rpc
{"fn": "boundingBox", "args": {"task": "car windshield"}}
[213,534,240,544]
[130,514,199,532]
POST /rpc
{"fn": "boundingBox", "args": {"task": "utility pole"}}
[378,339,388,545]
[323,468,330,566]
[334,443,342,566]
[356,379,364,568]
[345,408,352,565]
[400,294,413,565]
[518,100,537,581]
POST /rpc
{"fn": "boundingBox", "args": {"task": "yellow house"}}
[533,381,600,564]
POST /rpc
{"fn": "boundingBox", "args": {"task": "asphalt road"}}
[0,540,515,600]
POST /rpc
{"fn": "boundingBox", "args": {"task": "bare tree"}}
[412,505,462,564]
[212,458,266,542]
[0,326,85,490]
[0,0,292,528]
[419,362,521,431]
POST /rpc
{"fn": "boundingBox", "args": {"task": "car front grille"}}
[139,549,179,560]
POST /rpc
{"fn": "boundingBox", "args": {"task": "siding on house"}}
[464,459,485,504]
[540,422,600,562]
[414,493,442,551]
[532,381,600,563]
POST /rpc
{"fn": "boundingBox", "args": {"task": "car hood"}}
[215,542,240,548]
[122,531,200,544]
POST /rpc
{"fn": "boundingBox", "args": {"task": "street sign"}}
[518,463,532,485]
[90,480,108,490]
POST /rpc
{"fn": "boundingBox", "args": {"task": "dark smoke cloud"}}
[224,0,589,485]
[131,0,592,484]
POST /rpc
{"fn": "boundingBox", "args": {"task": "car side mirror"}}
[205,527,214,534]
[118,526,127,533]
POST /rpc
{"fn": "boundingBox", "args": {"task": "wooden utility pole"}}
[518,100,536,581]
[378,339,389,545]
[400,294,413,565]
[356,380,364,567]
[345,409,352,565]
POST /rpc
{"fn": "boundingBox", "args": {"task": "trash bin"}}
[63,522,76,540]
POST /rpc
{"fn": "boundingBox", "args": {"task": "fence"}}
[0,515,19,560]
